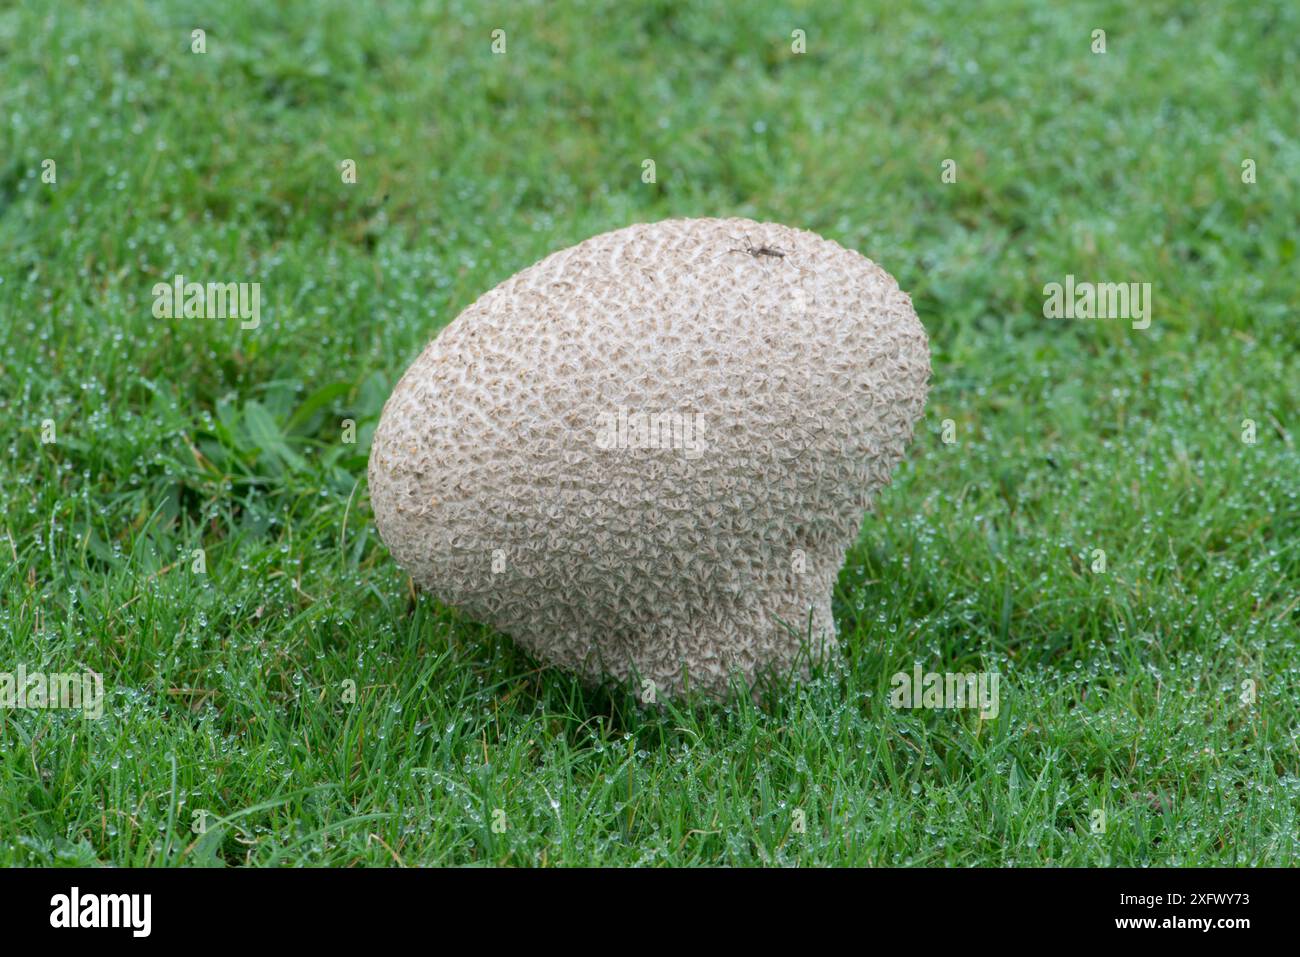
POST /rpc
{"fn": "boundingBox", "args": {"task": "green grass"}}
[1,0,1297,866]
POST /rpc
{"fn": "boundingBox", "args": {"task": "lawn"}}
[0,0,1296,866]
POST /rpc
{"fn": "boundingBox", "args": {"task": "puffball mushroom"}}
[368,217,929,699]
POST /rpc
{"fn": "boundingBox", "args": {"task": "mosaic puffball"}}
[368,217,930,699]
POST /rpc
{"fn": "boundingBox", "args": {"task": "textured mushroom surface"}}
[369,217,929,698]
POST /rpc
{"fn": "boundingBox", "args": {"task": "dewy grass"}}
[0,0,1297,866]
